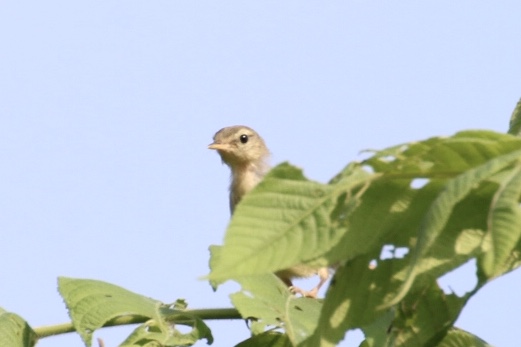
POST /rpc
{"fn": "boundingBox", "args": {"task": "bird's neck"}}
[229,161,268,213]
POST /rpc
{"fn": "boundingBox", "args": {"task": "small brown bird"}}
[208,125,328,298]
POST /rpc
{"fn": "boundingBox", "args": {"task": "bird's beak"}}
[208,143,230,151]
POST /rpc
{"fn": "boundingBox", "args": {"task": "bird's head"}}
[208,125,269,169]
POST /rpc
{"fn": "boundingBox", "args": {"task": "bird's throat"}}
[229,162,266,213]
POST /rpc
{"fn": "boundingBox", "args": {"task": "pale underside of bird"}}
[208,125,329,298]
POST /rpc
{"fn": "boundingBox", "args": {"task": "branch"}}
[34,307,241,338]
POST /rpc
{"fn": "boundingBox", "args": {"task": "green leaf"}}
[508,98,521,136]
[58,277,213,347]
[480,165,521,278]
[235,332,292,347]
[59,277,160,346]
[437,327,493,347]
[0,309,37,347]
[209,162,371,281]
[230,274,321,346]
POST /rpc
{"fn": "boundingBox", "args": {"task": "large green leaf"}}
[0,308,37,347]
[209,162,371,281]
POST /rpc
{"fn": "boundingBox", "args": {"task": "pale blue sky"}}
[1,2,520,346]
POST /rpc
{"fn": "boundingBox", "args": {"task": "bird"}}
[208,125,329,298]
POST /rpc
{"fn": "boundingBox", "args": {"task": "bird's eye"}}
[240,134,248,144]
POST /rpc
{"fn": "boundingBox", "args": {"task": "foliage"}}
[209,128,521,346]
[1,99,521,346]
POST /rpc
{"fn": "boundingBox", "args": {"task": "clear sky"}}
[1,2,520,347]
